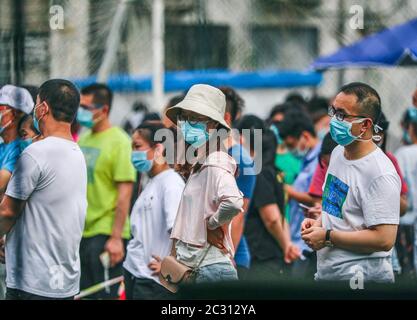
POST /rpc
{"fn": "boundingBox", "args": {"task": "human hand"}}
[284,243,301,264]
[207,226,227,253]
[301,227,326,251]
[148,255,162,276]
[104,236,125,267]
[305,203,322,219]
[301,218,317,233]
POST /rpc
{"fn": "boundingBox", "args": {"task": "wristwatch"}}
[324,229,334,247]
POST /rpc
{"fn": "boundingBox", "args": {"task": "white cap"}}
[0,85,34,114]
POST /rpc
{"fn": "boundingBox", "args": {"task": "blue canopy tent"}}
[73,69,322,93]
[311,18,417,70]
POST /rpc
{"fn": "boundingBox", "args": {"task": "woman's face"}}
[19,119,38,140]
[132,131,154,160]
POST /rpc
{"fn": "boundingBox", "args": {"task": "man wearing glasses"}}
[301,82,400,283]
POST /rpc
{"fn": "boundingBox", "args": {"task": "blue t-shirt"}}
[0,139,22,173]
[228,144,256,268]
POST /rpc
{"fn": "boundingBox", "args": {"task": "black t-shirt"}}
[245,166,286,261]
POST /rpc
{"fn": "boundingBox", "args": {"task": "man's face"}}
[0,105,15,131]
[284,132,309,153]
[79,94,108,124]
[332,92,368,137]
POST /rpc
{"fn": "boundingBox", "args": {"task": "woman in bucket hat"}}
[165,84,244,284]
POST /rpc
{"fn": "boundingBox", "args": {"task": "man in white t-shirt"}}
[301,82,400,283]
[395,107,417,274]
[0,79,87,299]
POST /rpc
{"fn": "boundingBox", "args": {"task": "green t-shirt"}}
[79,127,136,239]
[275,152,302,221]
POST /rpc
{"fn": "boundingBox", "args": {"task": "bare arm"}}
[285,184,316,207]
[259,204,290,251]
[231,198,249,249]
[0,195,26,237]
[330,224,398,254]
[105,182,133,266]
[400,195,408,216]
[302,223,397,254]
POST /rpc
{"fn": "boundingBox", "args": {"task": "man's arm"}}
[105,181,133,267]
[0,170,12,200]
[0,195,26,237]
[259,204,290,252]
[285,185,316,207]
[400,195,408,216]
[231,198,249,249]
[330,224,398,253]
[302,224,397,254]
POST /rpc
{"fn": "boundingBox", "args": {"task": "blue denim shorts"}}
[194,262,238,284]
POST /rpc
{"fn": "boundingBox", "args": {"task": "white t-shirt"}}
[317,145,400,283]
[395,145,417,225]
[5,137,87,298]
[123,169,185,283]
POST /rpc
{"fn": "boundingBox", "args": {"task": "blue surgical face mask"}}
[329,117,366,146]
[180,121,210,148]
[290,147,309,159]
[33,103,46,133]
[270,124,283,145]
[131,150,153,172]
[403,129,412,145]
[317,128,329,141]
[20,138,33,151]
[77,108,94,128]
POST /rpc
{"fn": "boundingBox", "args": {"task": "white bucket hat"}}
[0,85,34,115]
[165,84,230,131]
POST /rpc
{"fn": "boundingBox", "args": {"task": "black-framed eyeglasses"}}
[79,103,104,111]
[177,113,210,125]
[328,105,368,122]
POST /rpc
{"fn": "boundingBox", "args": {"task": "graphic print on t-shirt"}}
[80,146,100,183]
[322,173,349,219]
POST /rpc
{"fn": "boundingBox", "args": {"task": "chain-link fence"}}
[1,0,416,150]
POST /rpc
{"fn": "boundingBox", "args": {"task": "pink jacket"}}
[170,151,244,255]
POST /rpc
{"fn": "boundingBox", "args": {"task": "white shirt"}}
[123,169,185,283]
[5,137,87,298]
[395,144,417,225]
[317,145,400,283]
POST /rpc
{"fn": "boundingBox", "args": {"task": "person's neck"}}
[149,163,170,177]
[344,139,376,160]
[1,127,19,143]
[92,118,111,134]
[42,122,73,141]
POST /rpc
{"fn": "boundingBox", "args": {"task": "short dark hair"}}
[18,114,38,135]
[81,83,113,110]
[38,79,80,123]
[234,114,266,153]
[279,110,316,139]
[165,94,185,110]
[339,82,381,122]
[219,86,244,124]
[135,121,173,146]
[285,92,307,108]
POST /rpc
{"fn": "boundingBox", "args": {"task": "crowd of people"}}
[0,79,416,300]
